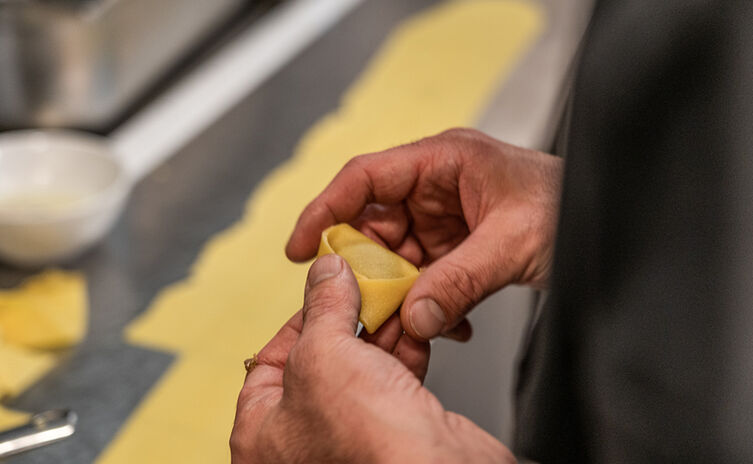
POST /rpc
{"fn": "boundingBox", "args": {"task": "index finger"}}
[238,310,303,407]
[285,142,429,262]
[233,310,303,449]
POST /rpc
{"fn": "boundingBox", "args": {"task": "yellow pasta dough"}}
[0,342,55,399]
[0,270,87,350]
[0,405,29,430]
[317,224,420,333]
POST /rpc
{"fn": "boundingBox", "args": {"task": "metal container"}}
[0,0,245,131]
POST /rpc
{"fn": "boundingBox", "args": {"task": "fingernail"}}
[410,298,445,339]
[309,254,343,287]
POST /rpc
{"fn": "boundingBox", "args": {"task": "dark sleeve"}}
[515,1,753,462]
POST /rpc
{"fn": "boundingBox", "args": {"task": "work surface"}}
[0,0,588,461]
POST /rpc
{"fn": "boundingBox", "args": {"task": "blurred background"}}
[0,0,593,461]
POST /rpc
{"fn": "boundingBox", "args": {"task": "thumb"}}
[300,253,361,340]
[401,223,515,340]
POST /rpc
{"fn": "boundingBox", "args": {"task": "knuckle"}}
[229,430,245,455]
[432,128,487,166]
[439,127,478,140]
[343,153,369,172]
[236,383,254,408]
[434,261,486,318]
[284,340,340,400]
[284,345,313,393]
[440,128,488,153]
[304,286,352,319]
[286,343,314,376]
[302,198,331,223]
[286,339,333,377]
[229,420,257,461]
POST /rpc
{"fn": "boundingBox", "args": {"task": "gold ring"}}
[244,354,259,374]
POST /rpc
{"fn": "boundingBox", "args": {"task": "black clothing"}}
[516,1,753,462]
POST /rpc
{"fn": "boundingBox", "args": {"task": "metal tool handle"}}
[0,409,77,458]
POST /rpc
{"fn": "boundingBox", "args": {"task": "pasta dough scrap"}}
[0,270,87,349]
[0,270,86,409]
[0,405,29,431]
[0,342,55,399]
[318,224,419,333]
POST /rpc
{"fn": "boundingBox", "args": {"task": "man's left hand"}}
[230,254,513,463]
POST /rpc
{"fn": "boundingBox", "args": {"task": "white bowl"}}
[0,130,130,267]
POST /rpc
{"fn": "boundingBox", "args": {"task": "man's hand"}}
[230,254,514,463]
[286,128,563,341]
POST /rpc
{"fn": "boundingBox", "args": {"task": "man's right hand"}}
[286,128,563,341]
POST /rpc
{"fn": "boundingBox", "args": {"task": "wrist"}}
[431,413,515,464]
[369,416,513,464]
